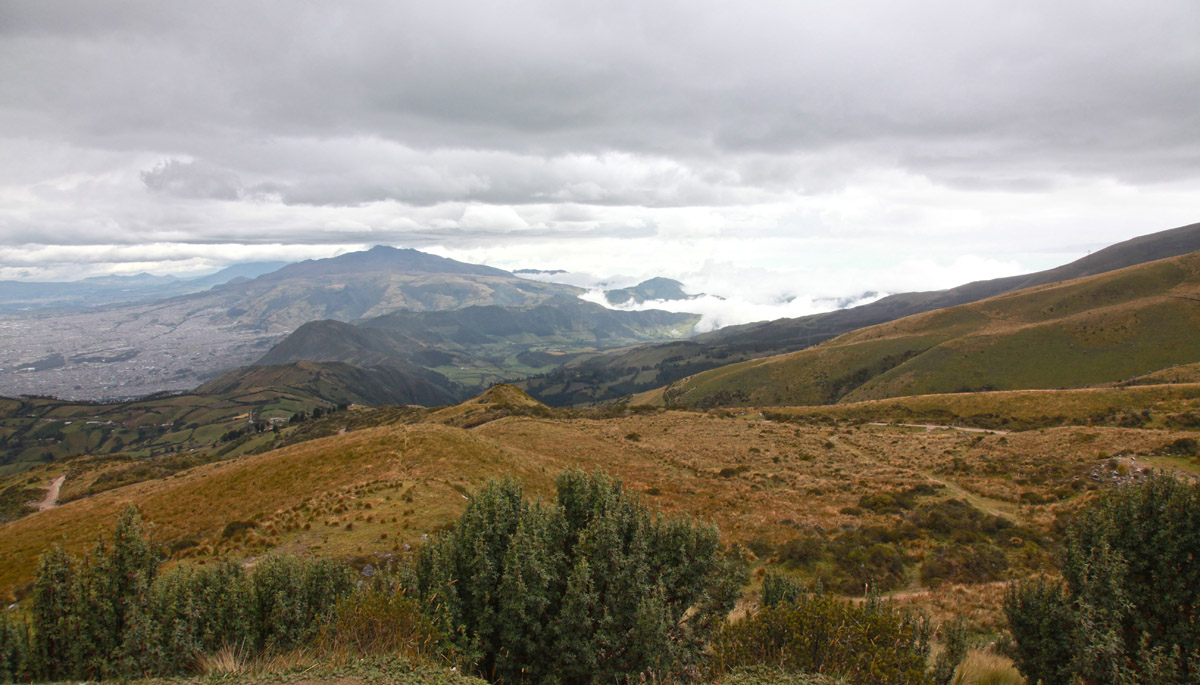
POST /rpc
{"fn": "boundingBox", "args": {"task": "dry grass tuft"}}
[200,642,317,677]
[953,648,1025,685]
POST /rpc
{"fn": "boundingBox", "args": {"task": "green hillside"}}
[638,251,1200,408]
[260,298,699,389]
[0,361,459,475]
[519,221,1200,407]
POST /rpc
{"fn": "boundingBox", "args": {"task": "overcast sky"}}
[1,1,1198,324]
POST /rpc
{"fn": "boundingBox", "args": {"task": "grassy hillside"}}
[260,298,700,390]
[524,221,1200,407]
[205,359,464,406]
[0,361,455,480]
[762,383,1200,432]
[640,251,1200,408]
[1,384,1196,648]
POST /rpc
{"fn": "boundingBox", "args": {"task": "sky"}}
[1,1,1198,327]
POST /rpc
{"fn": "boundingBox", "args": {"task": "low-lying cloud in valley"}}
[522,253,1027,332]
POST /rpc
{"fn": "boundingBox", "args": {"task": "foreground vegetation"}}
[0,381,1198,682]
[0,472,990,684]
[1006,474,1200,683]
[2,448,1198,683]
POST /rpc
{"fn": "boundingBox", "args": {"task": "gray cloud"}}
[4,2,1198,183]
[141,159,242,200]
[0,0,1198,288]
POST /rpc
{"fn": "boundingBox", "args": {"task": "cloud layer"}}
[0,1,1197,304]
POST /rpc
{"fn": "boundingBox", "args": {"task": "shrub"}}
[29,505,160,680]
[246,555,355,653]
[0,612,29,682]
[26,506,356,680]
[221,520,258,538]
[321,589,445,659]
[760,571,806,609]
[710,581,930,685]
[919,544,1006,587]
[715,665,843,684]
[1005,474,1200,683]
[1163,437,1200,456]
[414,470,745,682]
[930,618,967,685]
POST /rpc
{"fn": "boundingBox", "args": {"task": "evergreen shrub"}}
[414,469,745,683]
[710,572,931,685]
[24,506,356,681]
[1005,474,1200,683]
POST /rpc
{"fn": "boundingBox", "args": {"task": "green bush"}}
[0,612,29,682]
[1005,474,1200,683]
[415,470,745,683]
[760,571,807,609]
[30,505,159,680]
[710,581,930,685]
[25,506,357,681]
[930,618,967,685]
[919,543,1006,587]
[714,665,844,684]
[246,555,356,653]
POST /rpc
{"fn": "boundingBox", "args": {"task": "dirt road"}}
[868,422,1010,435]
[37,475,65,511]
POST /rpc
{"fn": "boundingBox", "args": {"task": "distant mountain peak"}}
[263,246,512,281]
[606,277,699,305]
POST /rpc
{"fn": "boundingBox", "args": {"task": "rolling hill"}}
[0,360,461,475]
[1,382,1196,638]
[197,360,463,407]
[519,221,1200,406]
[258,297,700,389]
[634,249,1200,408]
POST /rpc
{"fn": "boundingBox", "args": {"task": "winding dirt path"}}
[37,475,65,511]
[867,422,1010,435]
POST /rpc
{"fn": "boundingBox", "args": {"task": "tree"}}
[415,470,745,683]
[30,506,159,680]
[1006,474,1200,683]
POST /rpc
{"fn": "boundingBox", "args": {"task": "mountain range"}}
[632,247,1200,408]
[0,262,289,313]
[520,221,1200,406]
[0,247,589,400]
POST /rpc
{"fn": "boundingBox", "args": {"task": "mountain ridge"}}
[518,221,1200,406]
[635,248,1200,407]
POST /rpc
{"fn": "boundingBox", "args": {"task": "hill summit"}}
[427,383,553,427]
[258,245,511,281]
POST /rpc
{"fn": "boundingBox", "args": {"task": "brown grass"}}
[953,649,1025,685]
[1,396,1196,634]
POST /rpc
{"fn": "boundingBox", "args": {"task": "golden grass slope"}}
[2,383,1199,621]
[764,382,1200,431]
[637,250,1200,408]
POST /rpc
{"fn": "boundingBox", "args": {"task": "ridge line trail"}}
[830,432,1026,524]
[36,475,65,511]
[867,422,1010,435]
[852,579,1012,604]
